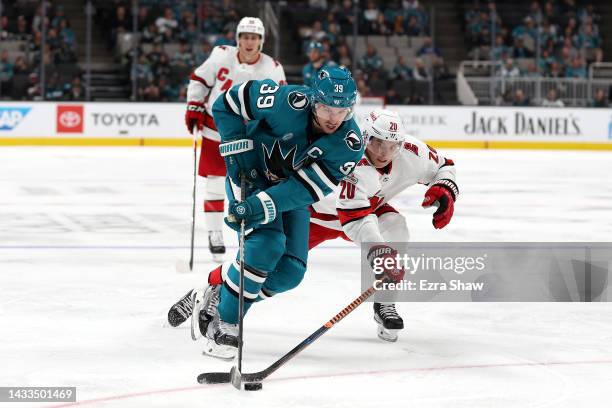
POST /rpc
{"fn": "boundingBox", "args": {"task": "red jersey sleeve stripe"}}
[190,73,212,88]
[337,206,373,225]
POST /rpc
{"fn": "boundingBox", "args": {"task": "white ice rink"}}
[1,147,611,407]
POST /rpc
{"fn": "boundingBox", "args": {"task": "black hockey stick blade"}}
[197,371,231,384]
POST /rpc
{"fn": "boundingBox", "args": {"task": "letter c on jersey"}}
[217,68,229,81]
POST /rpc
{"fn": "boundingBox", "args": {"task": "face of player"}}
[238,33,262,62]
[366,137,401,168]
[313,103,350,134]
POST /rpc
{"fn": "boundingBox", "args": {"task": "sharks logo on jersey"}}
[344,130,362,151]
[262,140,298,183]
[288,91,309,110]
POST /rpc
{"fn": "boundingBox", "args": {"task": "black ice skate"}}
[167,289,194,327]
[190,284,220,341]
[373,302,404,342]
[202,313,238,360]
[208,230,225,263]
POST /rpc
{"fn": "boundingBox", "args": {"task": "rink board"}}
[1,102,612,149]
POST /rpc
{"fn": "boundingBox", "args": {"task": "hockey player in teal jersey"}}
[190,66,364,358]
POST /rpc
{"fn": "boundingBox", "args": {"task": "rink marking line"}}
[45,359,612,408]
[0,245,355,250]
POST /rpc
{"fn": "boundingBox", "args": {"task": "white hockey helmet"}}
[236,17,265,50]
[362,108,406,143]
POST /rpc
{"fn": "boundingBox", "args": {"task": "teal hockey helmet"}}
[311,65,357,110]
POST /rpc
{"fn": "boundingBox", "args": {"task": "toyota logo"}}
[59,111,82,128]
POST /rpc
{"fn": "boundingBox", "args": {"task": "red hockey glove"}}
[185,101,205,134]
[422,180,458,229]
[367,244,405,283]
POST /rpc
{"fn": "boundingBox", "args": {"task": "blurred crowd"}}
[1,0,82,100]
[465,0,602,78]
[294,0,440,105]
[94,0,239,101]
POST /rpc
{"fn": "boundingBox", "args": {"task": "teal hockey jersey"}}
[212,79,364,215]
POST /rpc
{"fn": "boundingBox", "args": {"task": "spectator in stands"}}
[172,42,195,69]
[363,1,381,34]
[390,55,413,80]
[547,61,564,78]
[45,72,66,101]
[158,76,178,101]
[1,16,9,41]
[142,24,162,44]
[512,37,534,59]
[181,22,199,44]
[542,88,564,107]
[405,15,421,36]
[58,20,76,49]
[337,0,356,34]
[385,88,401,105]
[417,36,441,58]
[155,53,172,78]
[513,88,530,106]
[358,44,385,80]
[156,8,178,38]
[195,41,212,63]
[51,6,67,29]
[139,79,161,101]
[565,56,586,78]
[137,6,153,31]
[55,42,77,64]
[524,62,540,77]
[214,29,236,47]
[27,73,41,100]
[370,13,392,36]
[65,75,84,101]
[134,54,153,84]
[147,44,165,67]
[412,57,429,80]
[590,89,609,107]
[490,35,508,61]
[0,50,13,83]
[13,56,29,74]
[110,6,130,48]
[302,41,335,88]
[356,78,371,98]
[501,58,520,78]
[512,16,537,44]
[14,15,30,41]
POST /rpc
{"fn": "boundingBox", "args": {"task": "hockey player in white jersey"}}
[185,16,286,262]
[309,108,459,341]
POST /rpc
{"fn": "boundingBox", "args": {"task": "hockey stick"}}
[197,283,378,385]
[230,174,247,390]
[188,130,200,271]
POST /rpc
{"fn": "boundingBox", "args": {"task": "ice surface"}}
[1,147,611,407]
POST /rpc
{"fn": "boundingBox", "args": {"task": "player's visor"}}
[314,103,351,122]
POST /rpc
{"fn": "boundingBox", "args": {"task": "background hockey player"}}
[187,66,364,359]
[302,41,336,88]
[185,17,286,262]
[309,108,458,341]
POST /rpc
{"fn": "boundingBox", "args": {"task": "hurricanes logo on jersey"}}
[288,91,308,110]
[262,140,298,183]
[344,130,362,151]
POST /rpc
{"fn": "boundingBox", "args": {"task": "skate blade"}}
[202,338,237,360]
[377,326,399,342]
[190,290,206,341]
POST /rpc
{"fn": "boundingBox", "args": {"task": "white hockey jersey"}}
[310,135,457,242]
[186,45,286,141]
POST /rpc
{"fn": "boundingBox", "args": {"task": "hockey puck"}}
[244,382,262,391]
